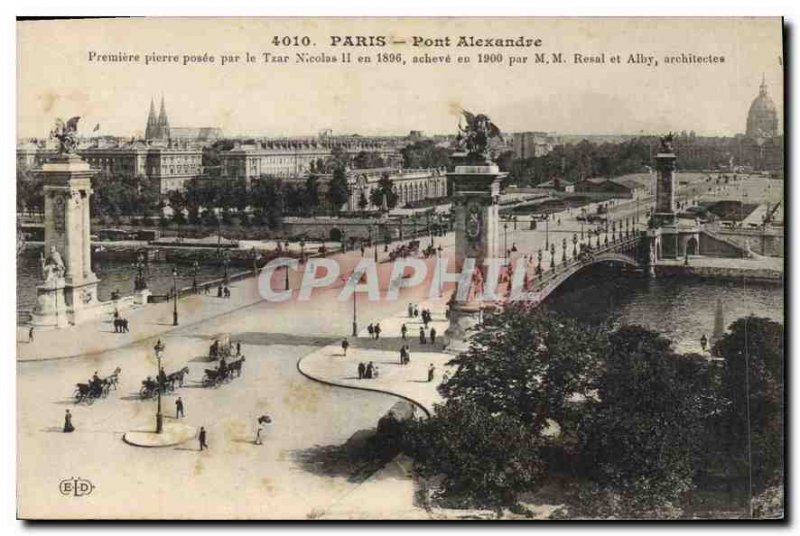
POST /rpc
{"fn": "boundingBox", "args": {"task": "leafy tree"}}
[304,174,321,215]
[17,168,43,215]
[403,401,546,509]
[369,173,399,210]
[576,326,718,512]
[352,150,385,170]
[713,316,784,493]
[440,305,605,436]
[167,190,187,224]
[326,167,350,212]
[324,145,351,173]
[401,140,451,169]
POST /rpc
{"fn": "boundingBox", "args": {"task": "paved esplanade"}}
[18,237,458,519]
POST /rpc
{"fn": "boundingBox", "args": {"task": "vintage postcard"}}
[16,17,784,520]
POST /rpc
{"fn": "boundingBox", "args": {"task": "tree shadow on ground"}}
[290,428,389,484]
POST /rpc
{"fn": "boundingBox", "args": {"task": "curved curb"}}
[122,423,198,448]
[296,354,431,418]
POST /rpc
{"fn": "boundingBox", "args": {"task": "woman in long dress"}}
[63,409,74,433]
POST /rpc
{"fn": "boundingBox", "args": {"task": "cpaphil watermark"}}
[256,256,539,303]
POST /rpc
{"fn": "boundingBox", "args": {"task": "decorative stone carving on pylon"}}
[444,111,506,353]
[30,117,102,328]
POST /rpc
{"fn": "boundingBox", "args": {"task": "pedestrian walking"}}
[175,397,184,419]
[198,427,208,450]
[63,409,74,433]
[357,362,365,379]
[217,285,223,298]
[430,327,437,345]
[123,318,129,333]
[255,415,271,445]
[401,323,407,340]
[374,323,381,340]
[414,306,419,318]
[341,338,350,356]
[407,303,414,318]
[419,327,427,344]
[427,363,435,383]
[365,361,374,379]
[28,326,34,343]
[236,342,241,355]
[367,323,374,338]
[400,345,407,365]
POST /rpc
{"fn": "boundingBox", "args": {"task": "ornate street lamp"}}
[536,248,543,276]
[133,251,148,292]
[222,248,231,285]
[550,242,556,270]
[172,266,179,326]
[612,221,617,242]
[251,249,260,277]
[503,222,509,260]
[545,217,550,250]
[572,233,578,257]
[374,240,378,263]
[153,339,165,434]
[562,237,567,265]
[190,260,199,293]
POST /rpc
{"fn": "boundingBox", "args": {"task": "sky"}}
[17,17,784,139]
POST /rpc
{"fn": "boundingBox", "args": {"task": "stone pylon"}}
[30,153,100,328]
[443,158,506,353]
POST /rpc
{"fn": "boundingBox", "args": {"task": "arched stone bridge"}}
[512,232,648,306]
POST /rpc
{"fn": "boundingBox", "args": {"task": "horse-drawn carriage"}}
[202,356,246,387]
[208,334,236,360]
[73,367,121,404]
[139,366,190,399]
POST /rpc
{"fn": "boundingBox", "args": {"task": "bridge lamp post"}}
[572,233,578,258]
[550,243,556,270]
[562,238,567,265]
[154,339,165,434]
[172,266,179,326]
[222,248,231,285]
[536,249,542,276]
[596,228,601,248]
[612,221,616,242]
[373,227,378,263]
[190,259,199,293]
[545,218,550,250]
[503,222,509,260]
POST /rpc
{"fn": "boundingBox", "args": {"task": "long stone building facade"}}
[218,137,403,181]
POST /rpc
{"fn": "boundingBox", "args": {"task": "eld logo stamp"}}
[59,477,94,497]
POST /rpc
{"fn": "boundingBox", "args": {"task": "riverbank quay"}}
[655,256,783,283]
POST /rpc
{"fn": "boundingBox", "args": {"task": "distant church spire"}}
[760,73,768,95]
[157,95,170,140]
[145,97,158,140]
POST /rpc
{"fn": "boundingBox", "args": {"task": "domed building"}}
[745,75,779,139]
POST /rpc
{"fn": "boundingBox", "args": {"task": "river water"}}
[16,252,232,317]
[544,266,783,354]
